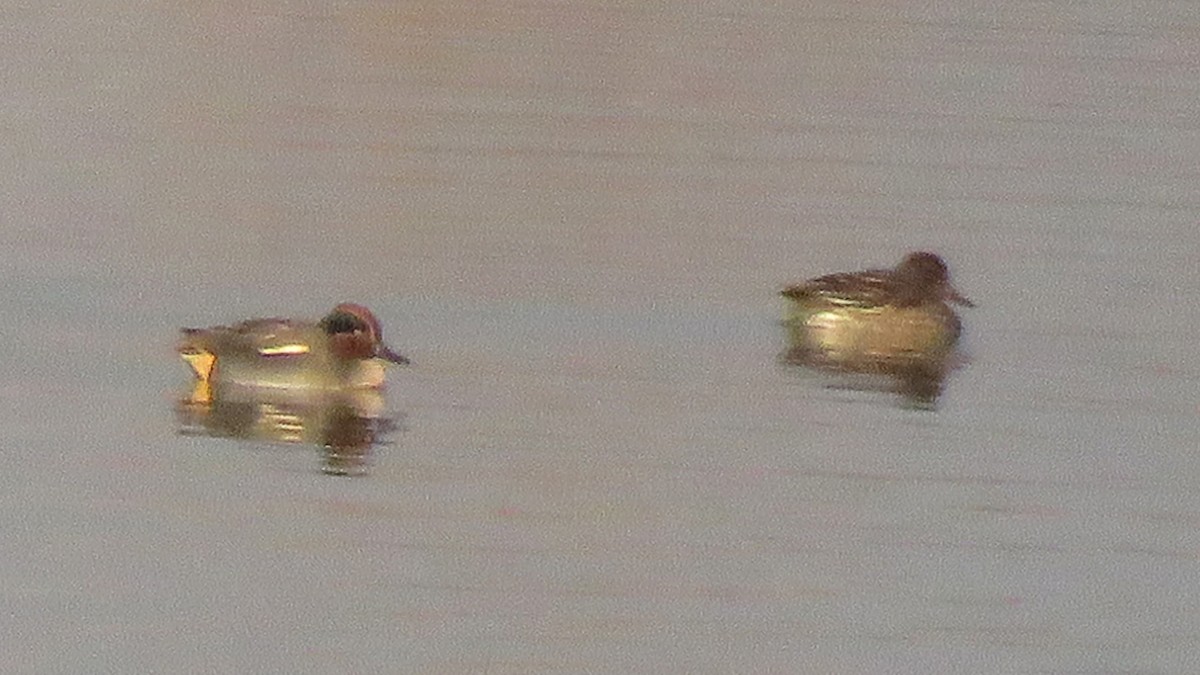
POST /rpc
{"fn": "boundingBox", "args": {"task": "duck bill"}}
[945,286,976,308]
[377,343,411,365]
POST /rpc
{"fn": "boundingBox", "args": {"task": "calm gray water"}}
[3,1,1199,672]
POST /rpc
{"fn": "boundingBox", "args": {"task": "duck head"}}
[320,303,411,365]
[896,252,975,308]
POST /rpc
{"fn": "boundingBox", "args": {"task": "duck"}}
[178,303,410,390]
[781,251,974,362]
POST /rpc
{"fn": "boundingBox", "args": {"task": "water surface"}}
[3,1,1199,672]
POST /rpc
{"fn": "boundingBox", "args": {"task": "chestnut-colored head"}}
[320,303,410,364]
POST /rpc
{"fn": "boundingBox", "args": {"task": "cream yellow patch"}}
[180,350,216,381]
[186,379,213,404]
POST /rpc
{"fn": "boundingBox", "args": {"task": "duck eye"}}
[322,312,369,335]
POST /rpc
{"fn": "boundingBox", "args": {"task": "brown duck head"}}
[320,303,411,364]
[894,252,974,308]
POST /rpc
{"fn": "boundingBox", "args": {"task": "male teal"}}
[178,303,410,390]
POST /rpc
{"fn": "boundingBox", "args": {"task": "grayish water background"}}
[3,1,1199,672]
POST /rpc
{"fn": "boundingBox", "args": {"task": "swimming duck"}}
[178,303,410,389]
[781,251,974,362]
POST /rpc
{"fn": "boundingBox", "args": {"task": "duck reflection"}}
[780,337,962,408]
[175,381,402,475]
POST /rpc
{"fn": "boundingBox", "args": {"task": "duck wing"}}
[781,268,897,308]
[180,318,317,358]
